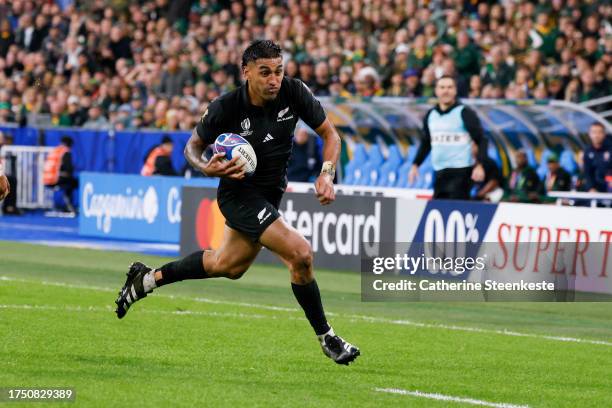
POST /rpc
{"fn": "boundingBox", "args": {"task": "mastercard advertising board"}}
[180,187,397,270]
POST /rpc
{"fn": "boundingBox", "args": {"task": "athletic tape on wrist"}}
[320,161,335,178]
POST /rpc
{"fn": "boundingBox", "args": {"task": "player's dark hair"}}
[242,40,282,67]
[590,122,605,131]
[61,136,74,147]
[435,75,456,87]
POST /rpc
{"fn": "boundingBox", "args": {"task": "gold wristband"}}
[320,161,335,178]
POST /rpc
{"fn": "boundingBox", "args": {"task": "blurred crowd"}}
[0,0,610,131]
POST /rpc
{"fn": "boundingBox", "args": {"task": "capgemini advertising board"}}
[79,172,217,242]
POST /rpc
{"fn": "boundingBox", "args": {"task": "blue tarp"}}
[113,130,191,174]
[0,125,38,146]
[29,127,192,175]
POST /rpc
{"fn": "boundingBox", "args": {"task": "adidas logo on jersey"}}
[263,133,274,143]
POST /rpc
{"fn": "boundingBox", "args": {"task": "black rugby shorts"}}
[217,186,283,242]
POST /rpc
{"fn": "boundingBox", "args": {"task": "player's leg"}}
[155,225,262,284]
[434,168,472,200]
[432,170,447,199]
[115,225,260,318]
[444,167,472,200]
[115,185,274,319]
[260,218,360,365]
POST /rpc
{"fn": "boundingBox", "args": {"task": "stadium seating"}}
[413,155,434,189]
[525,148,538,169]
[536,148,579,180]
[343,142,437,189]
[404,144,420,167]
[342,143,368,185]
[395,161,410,188]
[344,138,581,190]
[1,0,608,200]
[559,150,579,175]
[537,149,554,180]
[395,144,420,188]
[377,145,403,187]
[487,144,502,168]
[359,144,384,186]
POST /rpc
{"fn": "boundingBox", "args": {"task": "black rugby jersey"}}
[196,77,327,191]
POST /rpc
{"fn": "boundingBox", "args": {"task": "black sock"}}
[291,280,331,336]
[156,251,208,287]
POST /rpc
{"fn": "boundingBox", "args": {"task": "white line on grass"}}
[24,240,179,253]
[374,387,529,408]
[0,276,115,293]
[0,303,272,320]
[188,296,297,312]
[342,314,612,347]
[0,276,298,312]
[1,275,611,347]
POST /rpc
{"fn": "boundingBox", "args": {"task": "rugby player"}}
[114,40,360,365]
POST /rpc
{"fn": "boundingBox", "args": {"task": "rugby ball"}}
[213,133,257,176]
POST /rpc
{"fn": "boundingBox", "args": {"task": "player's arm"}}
[313,118,341,205]
[291,78,339,205]
[476,161,501,199]
[186,107,245,179]
[462,106,487,182]
[0,162,9,201]
[476,177,500,199]
[409,110,432,184]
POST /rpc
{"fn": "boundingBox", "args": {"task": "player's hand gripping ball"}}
[0,174,10,201]
[213,133,257,176]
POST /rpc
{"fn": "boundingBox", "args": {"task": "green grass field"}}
[1,241,611,407]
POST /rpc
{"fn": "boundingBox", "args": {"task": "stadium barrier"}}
[287,181,432,199]
[0,145,54,209]
[393,198,611,296]
[78,172,217,242]
[77,174,432,245]
[547,191,612,207]
[178,186,611,295]
[180,187,398,270]
[77,173,611,295]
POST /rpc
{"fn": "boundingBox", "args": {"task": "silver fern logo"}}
[278,107,289,118]
[276,106,293,122]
